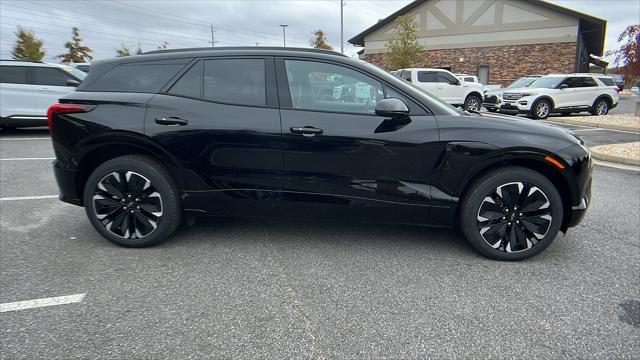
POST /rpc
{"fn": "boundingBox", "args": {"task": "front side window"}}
[417,71,436,83]
[203,59,265,106]
[0,66,28,84]
[284,60,384,114]
[562,77,582,88]
[437,72,458,85]
[31,67,72,86]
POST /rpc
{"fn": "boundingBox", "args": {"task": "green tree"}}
[116,44,132,57]
[11,26,46,61]
[384,15,424,70]
[57,27,93,63]
[310,29,333,50]
[607,24,639,80]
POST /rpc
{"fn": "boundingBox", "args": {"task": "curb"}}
[550,117,640,133]
[591,148,640,166]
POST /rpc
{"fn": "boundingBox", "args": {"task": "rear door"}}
[0,65,35,118]
[415,70,439,97]
[30,66,78,115]
[145,57,284,216]
[277,58,439,224]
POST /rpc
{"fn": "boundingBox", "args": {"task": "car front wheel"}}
[83,155,181,247]
[530,99,551,119]
[459,167,563,260]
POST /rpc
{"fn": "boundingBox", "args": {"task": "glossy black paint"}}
[50,48,592,231]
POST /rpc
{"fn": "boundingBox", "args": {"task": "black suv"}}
[49,47,592,260]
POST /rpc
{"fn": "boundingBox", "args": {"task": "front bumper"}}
[567,177,591,228]
[53,160,82,206]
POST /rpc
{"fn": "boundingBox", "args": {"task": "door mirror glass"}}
[375,98,409,117]
[66,79,80,87]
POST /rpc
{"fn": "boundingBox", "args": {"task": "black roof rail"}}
[143,46,347,57]
[0,59,44,63]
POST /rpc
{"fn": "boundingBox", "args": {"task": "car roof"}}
[0,60,69,69]
[397,68,450,72]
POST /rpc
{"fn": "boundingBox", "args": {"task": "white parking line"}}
[0,137,50,141]
[0,157,55,161]
[0,195,58,201]
[572,128,607,132]
[0,293,86,313]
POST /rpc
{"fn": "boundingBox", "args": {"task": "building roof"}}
[348,0,606,56]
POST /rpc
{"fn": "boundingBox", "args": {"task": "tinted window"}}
[0,66,28,84]
[203,59,265,106]
[464,77,475,82]
[169,62,202,98]
[31,67,72,86]
[418,71,436,82]
[86,63,185,92]
[285,60,384,114]
[582,77,597,87]
[563,77,582,88]
[438,72,458,85]
[598,77,614,86]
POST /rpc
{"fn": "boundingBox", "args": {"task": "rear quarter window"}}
[598,77,615,86]
[0,66,28,84]
[80,60,188,92]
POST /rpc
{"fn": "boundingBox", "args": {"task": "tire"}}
[591,98,610,116]
[464,95,482,111]
[530,99,551,119]
[83,155,181,247]
[459,167,563,261]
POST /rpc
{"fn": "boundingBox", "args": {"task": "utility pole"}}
[340,0,344,53]
[255,42,260,46]
[209,24,217,47]
[280,24,288,47]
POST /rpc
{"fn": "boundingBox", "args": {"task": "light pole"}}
[340,1,344,53]
[280,24,288,47]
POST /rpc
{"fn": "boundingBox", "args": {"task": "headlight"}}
[520,92,539,97]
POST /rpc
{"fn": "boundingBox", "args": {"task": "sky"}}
[0,0,637,63]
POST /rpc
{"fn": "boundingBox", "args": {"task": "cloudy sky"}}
[0,0,637,63]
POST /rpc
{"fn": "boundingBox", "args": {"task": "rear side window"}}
[169,62,202,98]
[203,59,265,106]
[582,77,597,87]
[464,77,475,82]
[84,63,186,92]
[563,77,582,88]
[418,71,436,82]
[0,66,28,84]
[31,67,72,86]
[598,77,615,86]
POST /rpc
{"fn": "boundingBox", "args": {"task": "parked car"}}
[611,74,624,91]
[500,73,619,119]
[1,60,86,128]
[455,74,479,83]
[483,75,541,112]
[69,62,91,73]
[48,47,592,261]
[391,68,484,111]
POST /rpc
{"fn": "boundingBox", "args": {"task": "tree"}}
[606,24,639,81]
[157,41,169,50]
[310,29,333,50]
[135,43,144,55]
[11,26,46,61]
[116,44,132,57]
[57,27,93,63]
[384,15,424,70]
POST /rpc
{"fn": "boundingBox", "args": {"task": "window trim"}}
[275,57,431,116]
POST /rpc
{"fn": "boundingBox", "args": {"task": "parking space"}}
[1,129,639,359]
[542,120,640,147]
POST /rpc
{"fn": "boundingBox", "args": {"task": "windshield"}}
[61,65,88,81]
[359,61,460,116]
[528,76,564,89]
[507,77,537,89]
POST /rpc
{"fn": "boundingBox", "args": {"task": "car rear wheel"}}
[591,98,609,116]
[530,99,551,119]
[464,95,482,111]
[83,155,181,247]
[459,167,563,261]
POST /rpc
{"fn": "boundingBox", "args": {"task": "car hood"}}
[485,89,504,96]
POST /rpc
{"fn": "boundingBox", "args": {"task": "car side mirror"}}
[66,79,81,87]
[559,84,568,89]
[375,98,409,118]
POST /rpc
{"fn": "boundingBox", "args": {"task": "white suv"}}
[500,73,619,119]
[0,60,86,128]
[392,68,484,111]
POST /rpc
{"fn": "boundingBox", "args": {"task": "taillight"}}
[47,103,89,129]
[614,86,620,94]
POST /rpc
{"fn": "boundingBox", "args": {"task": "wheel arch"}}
[592,94,613,108]
[532,96,555,110]
[465,91,483,102]
[455,156,574,232]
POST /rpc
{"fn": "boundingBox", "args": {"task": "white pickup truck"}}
[392,68,484,111]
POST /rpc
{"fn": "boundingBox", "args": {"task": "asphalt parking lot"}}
[1,127,639,359]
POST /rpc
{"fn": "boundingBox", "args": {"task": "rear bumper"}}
[53,160,82,206]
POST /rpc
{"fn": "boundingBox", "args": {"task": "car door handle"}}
[290,126,323,137]
[155,117,189,126]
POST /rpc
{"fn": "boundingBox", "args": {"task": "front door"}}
[277,58,439,224]
[145,57,284,216]
[436,72,462,104]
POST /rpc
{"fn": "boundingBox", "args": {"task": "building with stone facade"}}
[349,0,606,86]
